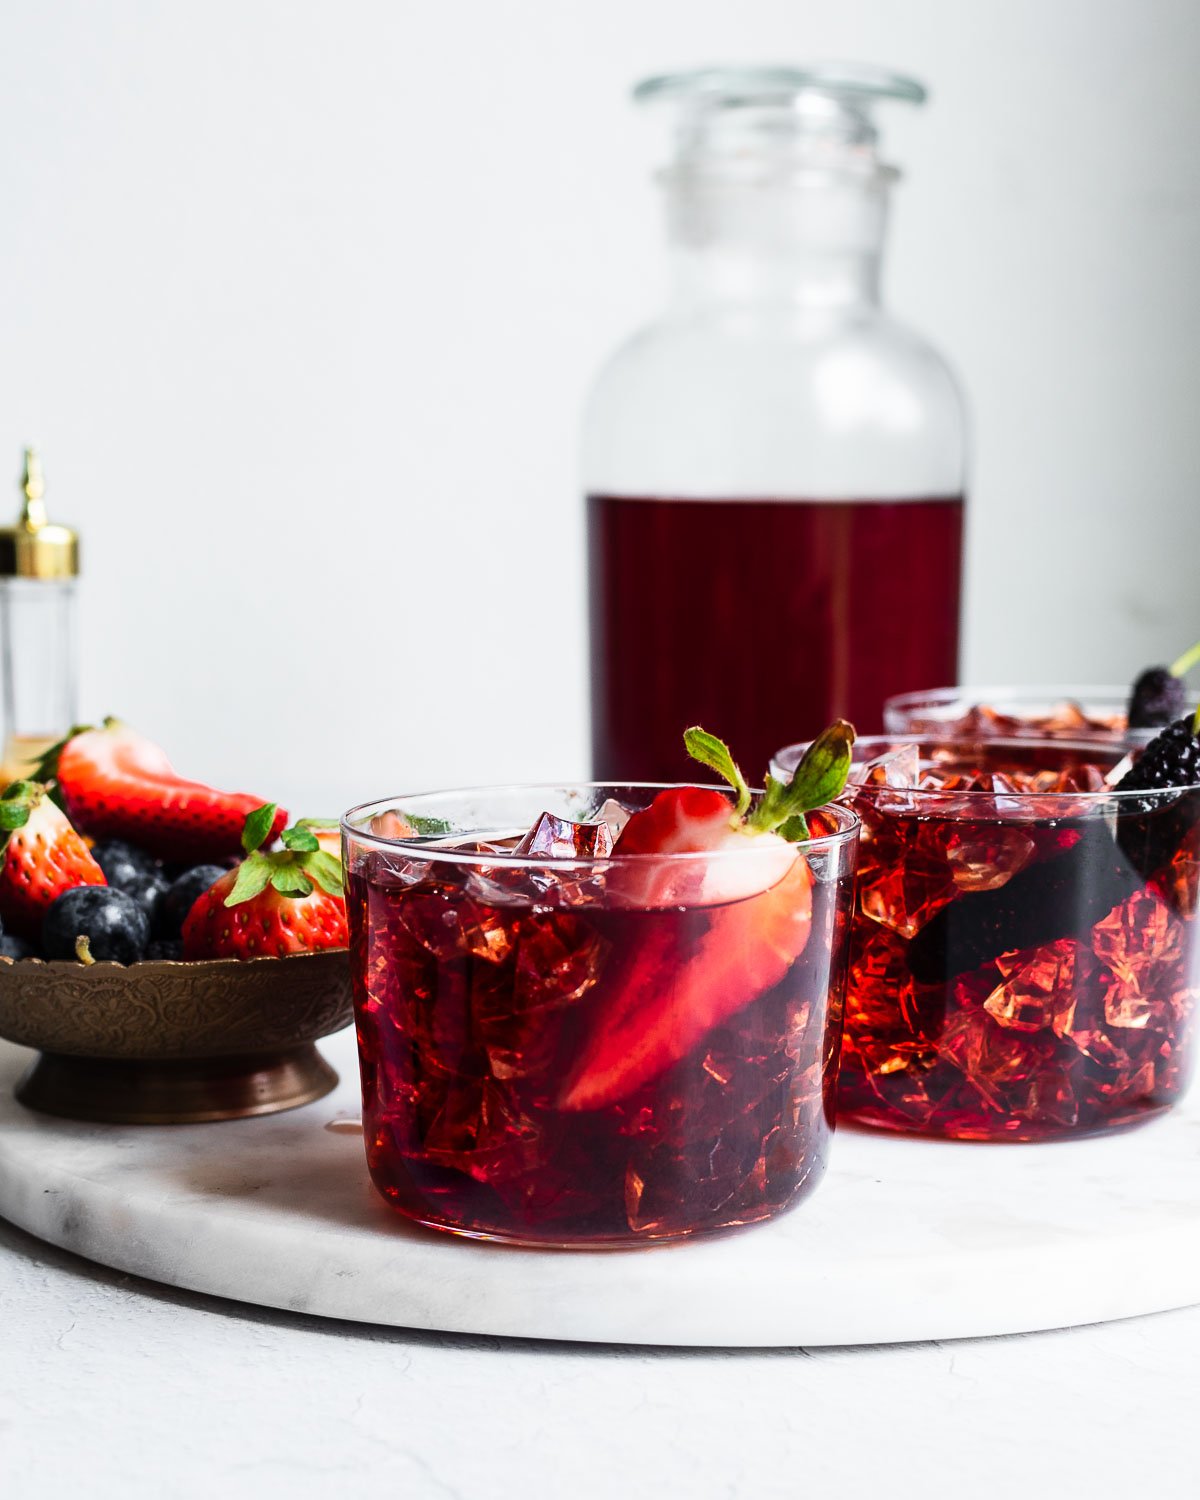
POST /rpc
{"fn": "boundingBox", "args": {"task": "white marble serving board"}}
[1,1030,1199,1347]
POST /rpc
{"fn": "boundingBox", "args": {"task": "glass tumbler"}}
[343,785,858,1246]
[771,736,1200,1140]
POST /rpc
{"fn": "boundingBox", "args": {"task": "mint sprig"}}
[685,719,855,843]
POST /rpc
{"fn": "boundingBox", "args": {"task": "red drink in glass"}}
[343,786,857,1245]
[588,494,964,782]
[771,737,1200,1140]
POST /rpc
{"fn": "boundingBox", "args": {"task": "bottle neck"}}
[662,173,889,312]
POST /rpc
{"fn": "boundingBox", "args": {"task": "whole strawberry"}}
[0,780,106,939]
[182,804,347,960]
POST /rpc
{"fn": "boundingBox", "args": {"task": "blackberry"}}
[1115,714,1200,803]
[1127,667,1186,729]
[43,887,150,964]
[1115,713,1200,881]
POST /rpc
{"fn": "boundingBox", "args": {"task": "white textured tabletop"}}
[2,1209,1198,1499]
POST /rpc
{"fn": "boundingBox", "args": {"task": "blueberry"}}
[0,933,35,961]
[122,868,170,924]
[146,938,183,962]
[43,887,150,964]
[156,865,227,939]
[91,840,162,890]
[91,841,169,923]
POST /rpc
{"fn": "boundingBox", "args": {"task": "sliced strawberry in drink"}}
[616,785,737,856]
[560,720,854,1111]
[561,853,814,1110]
[45,720,287,864]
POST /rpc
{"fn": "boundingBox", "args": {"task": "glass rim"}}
[341,783,861,870]
[884,683,1141,711]
[633,64,927,110]
[770,733,1200,803]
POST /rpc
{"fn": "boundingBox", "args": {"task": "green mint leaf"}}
[296,817,339,830]
[778,813,810,843]
[402,813,453,837]
[280,826,320,853]
[748,720,855,835]
[269,865,314,898]
[224,853,274,906]
[300,849,344,896]
[241,803,278,855]
[684,727,751,817]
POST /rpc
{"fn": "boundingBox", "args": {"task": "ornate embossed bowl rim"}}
[0,950,354,1124]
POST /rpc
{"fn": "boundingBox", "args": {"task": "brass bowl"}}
[0,950,354,1125]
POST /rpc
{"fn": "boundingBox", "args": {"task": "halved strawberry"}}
[0,781,106,939]
[45,720,287,864]
[182,804,347,960]
[560,721,855,1111]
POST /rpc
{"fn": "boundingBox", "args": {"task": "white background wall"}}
[1,0,1198,816]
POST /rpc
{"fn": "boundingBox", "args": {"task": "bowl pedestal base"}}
[16,1045,339,1124]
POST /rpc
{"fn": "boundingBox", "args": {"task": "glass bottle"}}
[584,65,967,781]
[0,449,79,784]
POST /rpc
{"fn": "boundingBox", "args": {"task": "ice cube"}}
[943,825,1036,892]
[850,743,920,789]
[984,940,1083,1032]
[858,829,956,938]
[1092,889,1184,1030]
[512,811,614,860]
[595,797,632,841]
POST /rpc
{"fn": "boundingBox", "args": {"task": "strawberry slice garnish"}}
[0,780,106,939]
[182,804,347,960]
[43,719,287,864]
[560,720,855,1111]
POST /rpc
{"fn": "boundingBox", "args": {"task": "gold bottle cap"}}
[0,449,79,579]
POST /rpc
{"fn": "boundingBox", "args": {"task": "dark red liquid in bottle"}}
[588,494,964,781]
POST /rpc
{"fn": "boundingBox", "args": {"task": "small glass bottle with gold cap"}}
[0,449,79,785]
